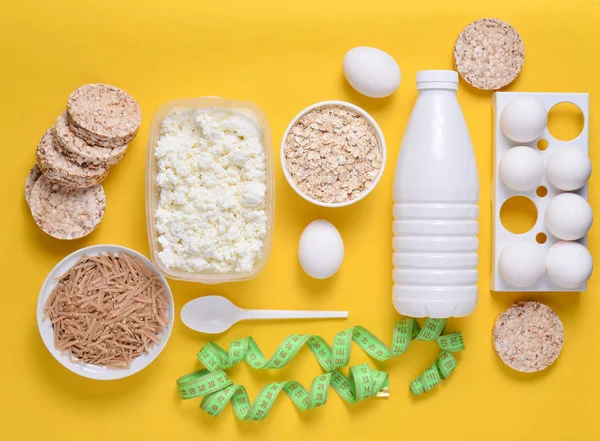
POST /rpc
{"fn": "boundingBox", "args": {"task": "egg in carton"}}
[491,92,592,292]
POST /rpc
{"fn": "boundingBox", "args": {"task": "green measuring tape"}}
[177,318,464,421]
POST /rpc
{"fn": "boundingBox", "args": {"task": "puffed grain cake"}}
[36,128,108,188]
[67,84,142,148]
[53,111,128,169]
[29,175,106,240]
[454,18,525,90]
[492,301,564,373]
[25,165,43,208]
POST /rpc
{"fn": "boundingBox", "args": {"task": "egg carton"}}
[491,92,590,292]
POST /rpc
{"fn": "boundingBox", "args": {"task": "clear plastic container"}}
[145,97,275,283]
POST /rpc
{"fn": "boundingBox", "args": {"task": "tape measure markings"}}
[177,318,464,421]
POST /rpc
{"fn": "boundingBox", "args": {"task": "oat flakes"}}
[454,18,525,90]
[284,105,382,204]
[492,301,564,373]
[29,175,106,240]
[67,83,142,148]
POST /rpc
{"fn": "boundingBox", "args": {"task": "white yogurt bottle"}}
[393,70,479,318]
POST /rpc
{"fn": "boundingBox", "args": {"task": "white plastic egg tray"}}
[491,92,590,292]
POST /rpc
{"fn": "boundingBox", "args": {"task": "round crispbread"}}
[36,128,108,188]
[492,301,564,373]
[54,111,128,169]
[29,175,106,240]
[67,83,141,148]
[25,164,43,208]
[454,18,525,90]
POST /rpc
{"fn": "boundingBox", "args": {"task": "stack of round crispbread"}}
[25,83,141,240]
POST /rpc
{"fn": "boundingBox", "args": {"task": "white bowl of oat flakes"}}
[281,101,386,208]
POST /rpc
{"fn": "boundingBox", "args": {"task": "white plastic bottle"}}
[393,70,479,318]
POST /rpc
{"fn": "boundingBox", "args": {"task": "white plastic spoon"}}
[180,295,348,334]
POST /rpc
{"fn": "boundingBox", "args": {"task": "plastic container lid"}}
[416,70,459,90]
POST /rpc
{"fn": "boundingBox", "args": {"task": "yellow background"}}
[1,0,599,439]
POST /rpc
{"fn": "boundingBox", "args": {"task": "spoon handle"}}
[240,309,348,321]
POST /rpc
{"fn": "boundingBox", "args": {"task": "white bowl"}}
[280,100,387,208]
[37,244,174,380]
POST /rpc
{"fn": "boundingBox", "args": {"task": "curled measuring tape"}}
[177,318,464,421]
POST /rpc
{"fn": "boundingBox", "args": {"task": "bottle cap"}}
[416,70,459,90]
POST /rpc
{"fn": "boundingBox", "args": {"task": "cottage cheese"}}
[155,108,268,273]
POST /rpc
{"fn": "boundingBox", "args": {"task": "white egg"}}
[500,97,548,143]
[298,219,344,279]
[546,241,592,289]
[546,145,591,191]
[343,47,401,98]
[545,193,592,240]
[498,241,545,288]
[499,146,544,191]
